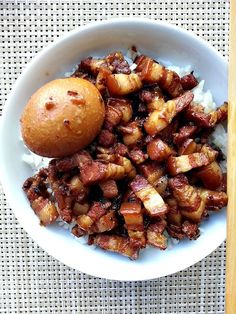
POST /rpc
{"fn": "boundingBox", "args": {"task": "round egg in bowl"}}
[21,77,105,158]
[0,18,227,280]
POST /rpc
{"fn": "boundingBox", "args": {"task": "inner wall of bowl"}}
[1,20,227,280]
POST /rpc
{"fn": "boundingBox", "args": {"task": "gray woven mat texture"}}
[0,1,229,313]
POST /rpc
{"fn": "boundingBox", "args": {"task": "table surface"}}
[0,1,229,313]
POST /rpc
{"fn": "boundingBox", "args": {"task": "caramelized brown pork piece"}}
[118,121,143,147]
[79,52,131,76]
[176,180,227,222]
[107,98,133,123]
[178,139,198,155]
[80,160,126,185]
[181,221,200,240]
[75,201,118,234]
[139,87,165,112]
[23,169,58,226]
[79,57,108,75]
[144,91,194,136]
[173,125,198,146]
[169,174,201,211]
[92,210,118,233]
[105,51,131,74]
[139,161,168,197]
[185,102,228,128]
[96,154,136,179]
[76,151,93,167]
[158,119,179,144]
[104,105,122,131]
[48,158,89,223]
[123,189,141,204]
[113,143,128,156]
[80,154,136,185]
[87,201,110,221]
[98,130,116,148]
[196,161,223,189]
[72,202,89,216]
[130,175,168,217]
[135,55,184,97]
[167,212,200,239]
[120,202,146,248]
[120,202,143,230]
[89,234,140,260]
[167,144,218,176]
[167,224,185,240]
[107,73,142,96]
[139,161,164,186]
[128,147,148,165]
[155,175,169,197]
[96,142,128,157]
[147,138,173,162]
[147,220,167,249]
[75,210,117,235]
[180,199,206,222]
[99,179,119,199]
[200,189,228,210]
[50,150,92,172]
[181,73,198,90]
[166,198,182,226]
[71,225,86,238]
[95,67,112,92]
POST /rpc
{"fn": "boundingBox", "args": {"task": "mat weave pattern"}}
[0,1,229,313]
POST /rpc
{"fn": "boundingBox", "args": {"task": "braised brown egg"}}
[21,77,105,157]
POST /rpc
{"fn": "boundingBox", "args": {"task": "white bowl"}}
[0,18,227,281]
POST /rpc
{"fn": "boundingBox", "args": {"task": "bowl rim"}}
[0,17,227,281]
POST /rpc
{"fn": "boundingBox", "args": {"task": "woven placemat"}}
[0,1,229,313]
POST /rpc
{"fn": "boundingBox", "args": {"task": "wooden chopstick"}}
[226,1,236,313]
